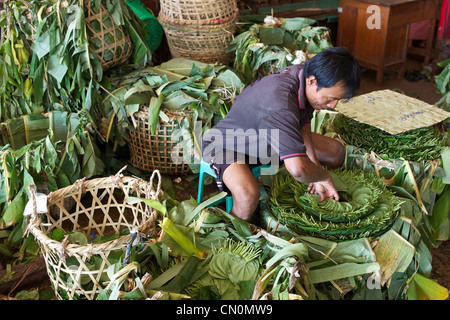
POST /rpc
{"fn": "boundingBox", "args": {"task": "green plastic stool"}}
[126,0,163,52]
[197,159,273,213]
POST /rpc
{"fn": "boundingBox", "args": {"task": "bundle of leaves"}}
[0,0,151,123]
[329,113,449,162]
[93,191,264,300]
[102,58,245,171]
[269,168,402,241]
[0,110,103,256]
[187,239,261,300]
[227,16,333,84]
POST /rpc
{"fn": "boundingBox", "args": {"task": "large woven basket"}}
[158,0,238,65]
[129,108,191,175]
[85,0,133,70]
[25,168,162,300]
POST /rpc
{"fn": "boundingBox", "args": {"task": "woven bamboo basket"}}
[159,0,238,22]
[85,0,133,70]
[25,168,163,300]
[158,0,238,65]
[129,108,191,175]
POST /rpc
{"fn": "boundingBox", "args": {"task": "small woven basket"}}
[159,0,238,22]
[158,0,238,65]
[129,108,191,175]
[25,168,163,300]
[85,0,133,70]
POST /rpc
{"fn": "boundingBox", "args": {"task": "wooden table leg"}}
[398,62,406,79]
[376,65,384,85]
[424,17,436,65]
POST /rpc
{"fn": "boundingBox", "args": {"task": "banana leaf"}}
[373,229,415,285]
[407,273,449,300]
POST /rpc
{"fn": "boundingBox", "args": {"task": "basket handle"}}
[148,169,162,199]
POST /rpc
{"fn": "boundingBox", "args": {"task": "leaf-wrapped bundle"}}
[269,168,402,241]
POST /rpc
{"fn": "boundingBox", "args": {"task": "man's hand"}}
[308,177,339,202]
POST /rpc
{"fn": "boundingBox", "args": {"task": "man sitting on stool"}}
[202,47,361,222]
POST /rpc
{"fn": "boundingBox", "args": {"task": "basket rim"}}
[26,170,162,257]
[158,9,238,26]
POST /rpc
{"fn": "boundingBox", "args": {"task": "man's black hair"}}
[303,47,361,99]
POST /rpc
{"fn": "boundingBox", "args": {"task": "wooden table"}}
[337,0,439,85]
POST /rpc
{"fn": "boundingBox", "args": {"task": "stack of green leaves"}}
[269,168,402,241]
[188,239,261,300]
[0,110,103,255]
[226,16,333,84]
[0,0,151,123]
[330,113,449,162]
[0,0,150,253]
[102,58,245,172]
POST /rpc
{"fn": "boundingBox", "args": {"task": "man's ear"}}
[306,75,317,86]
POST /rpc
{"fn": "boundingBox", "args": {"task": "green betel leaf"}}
[441,147,450,184]
[32,31,51,60]
[44,136,58,168]
[148,94,165,135]
[68,232,88,245]
[259,27,285,45]
[429,189,450,233]
[47,54,68,83]
[407,273,449,300]
[208,251,236,280]
[128,196,167,216]
[281,17,316,31]
[123,84,154,105]
[51,228,65,241]
[163,91,198,110]
[2,189,25,225]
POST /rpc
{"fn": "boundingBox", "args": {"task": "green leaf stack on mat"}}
[330,113,449,162]
[269,168,403,241]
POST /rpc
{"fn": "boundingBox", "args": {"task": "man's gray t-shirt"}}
[202,64,314,166]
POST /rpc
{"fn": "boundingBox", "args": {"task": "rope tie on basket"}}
[74,177,87,193]
[111,165,127,188]
[57,234,70,263]
[24,184,50,236]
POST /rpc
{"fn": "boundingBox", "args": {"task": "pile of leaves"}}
[319,110,449,244]
[0,0,150,121]
[101,58,245,172]
[328,113,449,162]
[269,168,402,241]
[95,192,266,300]
[0,0,151,256]
[226,16,333,84]
[0,110,104,257]
[7,180,447,300]
[87,188,448,301]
